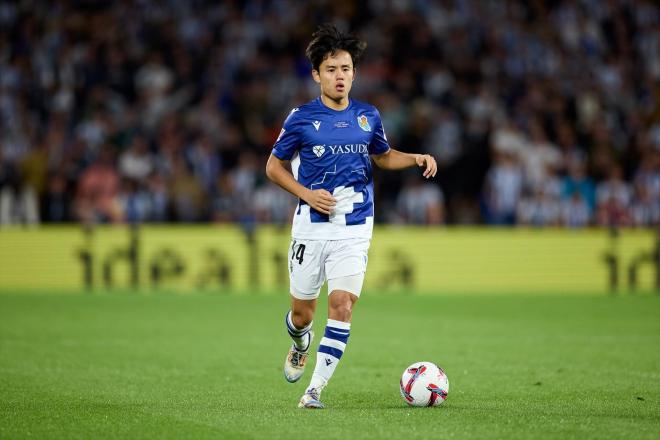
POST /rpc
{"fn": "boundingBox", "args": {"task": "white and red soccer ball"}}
[399,361,449,407]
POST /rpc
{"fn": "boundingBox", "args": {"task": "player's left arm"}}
[371,149,437,178]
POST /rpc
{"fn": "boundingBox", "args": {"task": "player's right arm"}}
[266,154,336,215]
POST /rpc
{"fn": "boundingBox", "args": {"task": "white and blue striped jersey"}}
[272,97,391,240]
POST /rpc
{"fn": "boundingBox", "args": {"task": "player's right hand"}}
[304,189,336,215]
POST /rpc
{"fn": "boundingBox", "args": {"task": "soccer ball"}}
[399,361,449,407]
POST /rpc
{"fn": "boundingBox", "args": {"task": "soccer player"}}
[265,24,437,409]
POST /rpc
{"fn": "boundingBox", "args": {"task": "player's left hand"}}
[416,154,437,178]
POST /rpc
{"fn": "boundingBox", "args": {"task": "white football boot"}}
[298,387,324,409]
[283,331,314,383]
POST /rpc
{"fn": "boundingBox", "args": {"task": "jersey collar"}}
[316,96,352,113]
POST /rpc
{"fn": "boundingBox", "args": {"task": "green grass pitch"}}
[1,292,659,439]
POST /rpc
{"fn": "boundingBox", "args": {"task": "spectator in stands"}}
[519,120,562,192]
[213,174,242,223]
[168,155,206,222]
[118,135,155,184]
[254,182,297,225]
[74,148,123,224]
[483,151,523,225]
[517,184,562,227]
[562,158,596,216]
[561,190,592,228]
[144,172,169,222]
[630,182,660,227]
[395,174,445,225]
[118,178,151,224]
[0,151,39,226]
[42,171,71,223]
[596,165,633,227]
[229,152,259,215]
[186,133,222,194]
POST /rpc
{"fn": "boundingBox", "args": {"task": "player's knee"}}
[329,293,354,321]
[291,308,313,328]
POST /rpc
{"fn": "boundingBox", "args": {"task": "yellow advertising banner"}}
[0,226,657,294]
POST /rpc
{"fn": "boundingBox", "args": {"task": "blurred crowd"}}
[0,0,659,227]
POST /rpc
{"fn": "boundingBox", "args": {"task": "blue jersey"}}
[272,97,390,240]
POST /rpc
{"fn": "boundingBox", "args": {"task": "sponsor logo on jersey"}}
[312,145,325,157]
[328,143,368,154]
[357,115,371,132]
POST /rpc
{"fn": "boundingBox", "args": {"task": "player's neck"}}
[320,94,350,111]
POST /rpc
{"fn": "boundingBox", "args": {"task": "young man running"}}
[265,24,437,409]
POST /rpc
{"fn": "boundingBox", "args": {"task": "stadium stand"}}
[0,0,658,227]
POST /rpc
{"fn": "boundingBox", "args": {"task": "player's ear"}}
[311,69,321,84]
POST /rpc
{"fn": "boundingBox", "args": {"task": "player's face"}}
[313,50,354,107]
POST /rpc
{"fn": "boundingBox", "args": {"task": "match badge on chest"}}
[357,115,372,132]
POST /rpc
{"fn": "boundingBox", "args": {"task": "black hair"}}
[305,24,367,72]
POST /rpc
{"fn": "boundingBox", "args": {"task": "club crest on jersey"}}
[312,120,321,131]
[357,115,371,132]
[312,145,325,157]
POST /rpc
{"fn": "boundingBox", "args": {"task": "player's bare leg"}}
[299,289,359,409]
[327,290,358,322]
[291,296,317,328]
[284,296,316,383]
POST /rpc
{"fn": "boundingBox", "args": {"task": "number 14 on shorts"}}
[289,240,306,273]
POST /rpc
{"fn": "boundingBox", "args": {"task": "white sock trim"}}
[319,336,347,351]
[287,310,312,334]
[327,319,351,330]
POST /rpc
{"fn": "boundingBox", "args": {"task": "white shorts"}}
[288,238,370,300]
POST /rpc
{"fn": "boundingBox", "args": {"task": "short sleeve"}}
[369,108,391,155]
[272,109,301,160]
